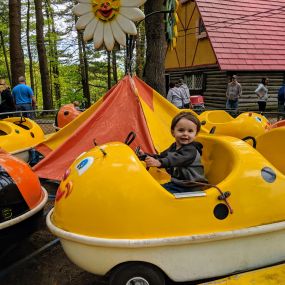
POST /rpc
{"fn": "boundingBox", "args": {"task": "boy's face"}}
[171,118,197,148]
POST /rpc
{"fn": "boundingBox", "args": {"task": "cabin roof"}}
[195,0,285,71]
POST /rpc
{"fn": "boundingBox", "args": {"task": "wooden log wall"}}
[203,69,228,109]
[204,70,285,111]
[166,68,285,111]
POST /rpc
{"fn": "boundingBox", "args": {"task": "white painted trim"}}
[196,18,207,40]
[10,146,32,154]
[174,191,206,198]
[47,208,285,248]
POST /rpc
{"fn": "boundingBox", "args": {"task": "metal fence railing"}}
[0,109,58,135]
[0,108,284,135]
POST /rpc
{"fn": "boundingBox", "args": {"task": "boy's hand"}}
[135,147,147,161]
[145,156,161,167]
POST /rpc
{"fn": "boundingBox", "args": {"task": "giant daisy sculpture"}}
[73,0,146,51]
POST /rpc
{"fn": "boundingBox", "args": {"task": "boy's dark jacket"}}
[154,141,208,185]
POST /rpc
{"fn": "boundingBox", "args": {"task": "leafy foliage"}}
[2,0,126,109]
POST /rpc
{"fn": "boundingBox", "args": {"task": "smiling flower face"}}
[73,0,146,51]
[92,0,120,22]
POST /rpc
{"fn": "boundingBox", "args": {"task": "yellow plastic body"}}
[255,127,285,174]
[0,117,44,153]
[199,110,269,138]
[165,0,216,69]
[52,132,285,239]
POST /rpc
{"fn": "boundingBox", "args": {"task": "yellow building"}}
[165,0,285,110]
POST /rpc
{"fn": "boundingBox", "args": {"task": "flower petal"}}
[83,18,99,42]
[93,21,104,49]
[116,14,137,35]
[111,20,126,47]
[119,7,145,22]
[75,12,94,30]
[77,0,92,3]
[73,3,93,16]
[121,0,146,7]
[104,22,115,51]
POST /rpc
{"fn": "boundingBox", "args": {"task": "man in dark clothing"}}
[0,79,15,118]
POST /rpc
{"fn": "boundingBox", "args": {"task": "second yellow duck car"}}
[0,117,45,161]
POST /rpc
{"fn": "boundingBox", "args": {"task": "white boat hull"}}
[47,209,285,282]
[10,147,30,162]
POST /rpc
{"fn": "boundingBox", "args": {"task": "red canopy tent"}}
[33,76,161,181]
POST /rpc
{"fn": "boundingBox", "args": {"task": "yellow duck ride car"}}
[0,117,45,161]
[47,131,285,285]
[199,110,270,137]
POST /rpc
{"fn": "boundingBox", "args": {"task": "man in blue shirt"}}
[277,83,285,120]
[12,76,36,118]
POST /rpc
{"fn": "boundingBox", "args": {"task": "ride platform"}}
[200,263,285,285]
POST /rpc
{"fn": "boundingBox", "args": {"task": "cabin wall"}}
[166,68,285,111]
[231,72,284,111]
[203,69,228,109]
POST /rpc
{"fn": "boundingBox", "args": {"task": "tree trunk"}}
[45,0,61,107]
[26,0,35,92]
[107,51,111,89]
[112,50,118,83]
[45,1,53,103]
[136,19,145,79]
[77,30,91,107]
[9,0,25,87]
[34,0,53,109]
[144,0,167,96]
[0,31,12,85]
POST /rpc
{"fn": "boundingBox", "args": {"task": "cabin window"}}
[196,17,207,39]
[185,73,204,90]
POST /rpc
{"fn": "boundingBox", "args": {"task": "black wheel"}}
[109,263,165,285]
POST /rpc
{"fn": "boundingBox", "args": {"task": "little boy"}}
[141,112,207,193]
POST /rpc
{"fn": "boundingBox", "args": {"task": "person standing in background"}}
[167,81,184,109]
[255,78,269,112]
[12,76,36,118]
[226,75,242,112]
[277,83,285,120]
[178,79,191,109]
[0,79,15,118]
